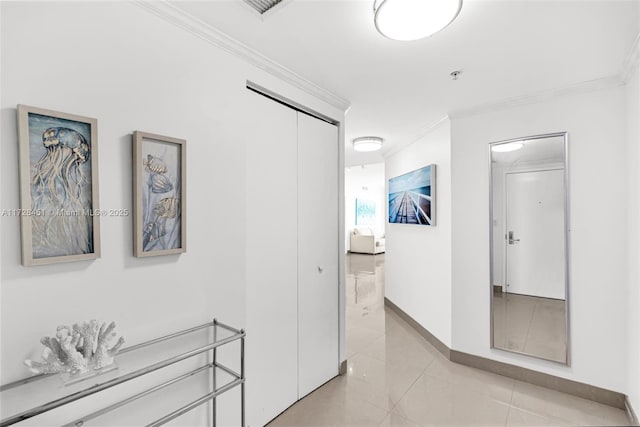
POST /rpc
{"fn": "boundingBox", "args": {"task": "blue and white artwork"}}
[355,198,376,226]
[141,139,181,252]
[388,164,435,225]
[28,113,94,258]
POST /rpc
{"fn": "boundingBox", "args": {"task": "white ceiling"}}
[170,0,639,166]
[492,135,565,167]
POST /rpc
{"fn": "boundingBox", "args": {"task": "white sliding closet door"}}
[245,92,299,427]
[297,113,339,398]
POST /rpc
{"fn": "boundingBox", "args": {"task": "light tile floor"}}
[268,253,630,427]
[493,292,567,363]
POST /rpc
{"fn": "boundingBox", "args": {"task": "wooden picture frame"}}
[17,105,101,266]
[133,131,186,257]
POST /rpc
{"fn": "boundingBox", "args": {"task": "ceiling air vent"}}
[243,0,284,15]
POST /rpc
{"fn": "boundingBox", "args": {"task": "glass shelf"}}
[60,363,120,388]
[0,320,245,427]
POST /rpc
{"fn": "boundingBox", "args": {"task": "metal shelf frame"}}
[0,319,245,427]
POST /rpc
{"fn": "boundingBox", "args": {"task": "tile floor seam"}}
[508,404,567,426]
[393,364,431,411]
[376,410,393,427]
[504,383,516,427]
[420,369,515,408]
[353,350,425,413]
[508,382,516,406]
[522,298,538,355]
[504,405,511,427]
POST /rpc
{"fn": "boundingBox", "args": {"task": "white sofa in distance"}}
[349,227,385,254]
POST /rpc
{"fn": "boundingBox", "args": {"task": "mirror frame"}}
[488,131,571,365]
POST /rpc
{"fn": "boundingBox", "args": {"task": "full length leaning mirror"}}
[490,132,569,364]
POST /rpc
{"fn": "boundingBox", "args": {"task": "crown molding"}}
[449,28,640,120]
[449,75,623,120]
[133,0,351,113]
[382,115,450,159]
[621,32,640,84]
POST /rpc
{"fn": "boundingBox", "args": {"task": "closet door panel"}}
[297,113,339,398]
[246,92,299,427]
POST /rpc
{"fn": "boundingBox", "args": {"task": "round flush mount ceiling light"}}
[373,0,463,41]
[491,142,524,153]
[353,136,383,152]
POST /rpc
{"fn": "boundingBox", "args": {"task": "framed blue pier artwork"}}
[388,164,436,226]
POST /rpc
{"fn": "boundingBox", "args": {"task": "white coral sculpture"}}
[24,320,125,376]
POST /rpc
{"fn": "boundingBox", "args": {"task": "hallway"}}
[268,253,630,426]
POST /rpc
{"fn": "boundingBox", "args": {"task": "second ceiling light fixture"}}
[373,0,463,41]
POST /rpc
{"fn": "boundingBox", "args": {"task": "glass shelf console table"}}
[0,319,245,427]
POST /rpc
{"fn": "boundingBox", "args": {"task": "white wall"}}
[0,2,344,425]
[451,86,628,393]
[385,120,452,347]
[345,163,385,251]
[625,40,640,413]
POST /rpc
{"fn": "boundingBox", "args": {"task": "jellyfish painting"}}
[140,147,181,252]
[27,113,95,259]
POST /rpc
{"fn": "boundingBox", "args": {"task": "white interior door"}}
[245,92,299,427]
[505,169,565,299]
[297,113,339,398]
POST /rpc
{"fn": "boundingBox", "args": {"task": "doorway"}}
[504,168,565,299]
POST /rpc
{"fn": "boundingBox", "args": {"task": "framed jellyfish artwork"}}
[17,105,101,266]
[133,131,186,257]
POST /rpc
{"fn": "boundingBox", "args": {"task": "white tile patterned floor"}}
[268,253,630,427]
[493,292,567,363]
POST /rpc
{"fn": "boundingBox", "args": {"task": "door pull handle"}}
[508,231,520,245]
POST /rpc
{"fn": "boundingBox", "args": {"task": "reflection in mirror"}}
[490,133,569,364]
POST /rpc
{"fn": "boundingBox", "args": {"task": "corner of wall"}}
[625,51,640,413]
[384,118,453,347]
